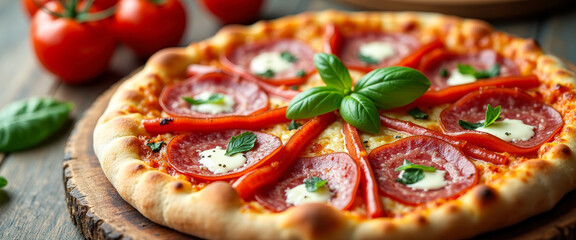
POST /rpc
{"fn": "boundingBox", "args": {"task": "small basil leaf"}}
[182,94,224,105]
[0,98,73,152]
[288,120,301,130]
[457,64,476,75]
[286,86,344,119]
[257,69,275,78]
[281,51,298,63]
[304,176,328,192]
[394,159,436,172]
[314,53,352,91]
[296,69,306,78]
[440,68,449,77]
[396,168,424,185]
[146,141,164,153]
[358,53,379,65]
[408,107,428,120]
[458,120,483,130]
[354,67,431,109]
[484,104,501,127]
[0,176,7,189]
[225,132,257,156]
[340,93,380,134]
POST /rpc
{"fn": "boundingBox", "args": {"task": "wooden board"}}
[63,65,576,240]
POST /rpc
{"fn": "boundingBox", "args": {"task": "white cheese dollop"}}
[285,184,333,206]
[198,146,246,174]
[476,118,535,142]
[401,170,447,191]
[446,68,476,86]
[249,52,294,76]
[190,92,235,114]
[358,41,395,63]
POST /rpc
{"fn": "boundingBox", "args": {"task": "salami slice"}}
[335,32,420,72]
[368,136,478,205]
[254,153,360,212]
[166,130,282,180]
[440,88,563,153]
[160,72,268,118]
[420,49,521,91]
[221,39,316,85]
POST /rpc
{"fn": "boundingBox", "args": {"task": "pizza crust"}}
[94,10,576,239]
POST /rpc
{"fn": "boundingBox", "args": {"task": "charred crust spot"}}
[548,144,573,160]
[160,118,174,126]
[145,171,167,182]
[443,203,460,214]
[128,163,147,174]
[171,181,185,191]
[409,213,428,226]
[474,185,498,207]
[283,204,344,239]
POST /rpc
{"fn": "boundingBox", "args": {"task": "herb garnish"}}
[182,93,224,105]
[304,176,328,192]
[286,53,430,133]
[358,53,379,65]
[395,160,436,185]
[258,69,275,78]
[458,104,501,130]
[160,118,173,126]
[281,51,298,63]
[288,120,301,130]
[225,132,257,156]
[457,64,501,79]
[440,68,449,77]
[146,141,164,153]
[0,176,7,189]
[408,107,429,120]
[296,69,306,78]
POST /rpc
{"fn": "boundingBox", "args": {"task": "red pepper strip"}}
[411,75,540,107]
[323,23,341,54]
[232,112,338,199]
[379,115,508,165]
[343,122,385,218]
[142,107,289,135]
[396,39,444,69]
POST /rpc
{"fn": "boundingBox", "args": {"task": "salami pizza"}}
[93,10,576,239]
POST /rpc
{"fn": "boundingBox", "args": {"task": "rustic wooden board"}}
[63,64,576,239]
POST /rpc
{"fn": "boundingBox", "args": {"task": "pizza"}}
[93,10,576,239]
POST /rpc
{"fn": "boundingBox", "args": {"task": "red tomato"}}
[31,1,116,83]
[22,0,51,17]
[113,0,187,58]
[200,0,263,25]
[92,0,118,9]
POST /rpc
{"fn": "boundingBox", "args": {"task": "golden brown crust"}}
[94,10,576,239]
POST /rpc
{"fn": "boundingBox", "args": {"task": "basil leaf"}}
[304,176,328,192]
[288,120,301,130]
[182,94,224,105]
[484,104,501,127]
[408,107,428,120]
[354,67,431,109]
[296,69,306,78]
[314,53,352,91]
[340,93,380,134]
[457,64,476,75]
[458,120,483,130]
[440,68,449,77]
[0,176,7,189]
[396,168,424,185]
[457,64,501,79]
[0,98,73,152]
[358,53,379,65]
[394,159,436,172]
[286,86,344,119]
[146,141,164,153]
[225,132,257,156]
[257,69,275,78]
[281,51,298,63]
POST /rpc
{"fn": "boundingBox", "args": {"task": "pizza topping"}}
[395,160,447,190]
[357,41,395,64]
[368,136,477,205]
[166,130,282,180]
[145,140,164,153]
[160,72,268,118]
[408,107,428,120]
[285,177,333,206]
[440,88,563,153]
[222,39,315,85]
[254,153,359,212]
[286,53,430,133]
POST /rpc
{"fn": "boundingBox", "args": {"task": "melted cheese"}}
[476,118,535,142]
[400,170,447,191]
[359,41,395,62]
[285,184,333,206]
[446,68,476,86]
[198,146,246,174]
[190,92,235,114]
[249,52,294,76]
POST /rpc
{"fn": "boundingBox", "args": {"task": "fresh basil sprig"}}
[146,141,164,153]
[395,160,436,185]
[182,94,224,105]
[457,64,501,79]
[225,132,257,156]
[0,176,7,189]
[286,53,430,133]
[458,104,501,130]
[304,176,328,192]
[0,98,73,152]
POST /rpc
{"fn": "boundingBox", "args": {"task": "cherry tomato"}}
[31,1,116,83]
[22,0,51,17]
[113,0,187,58]
[200,0,263,25]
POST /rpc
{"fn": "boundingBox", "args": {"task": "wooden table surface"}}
[0,0,575,239]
